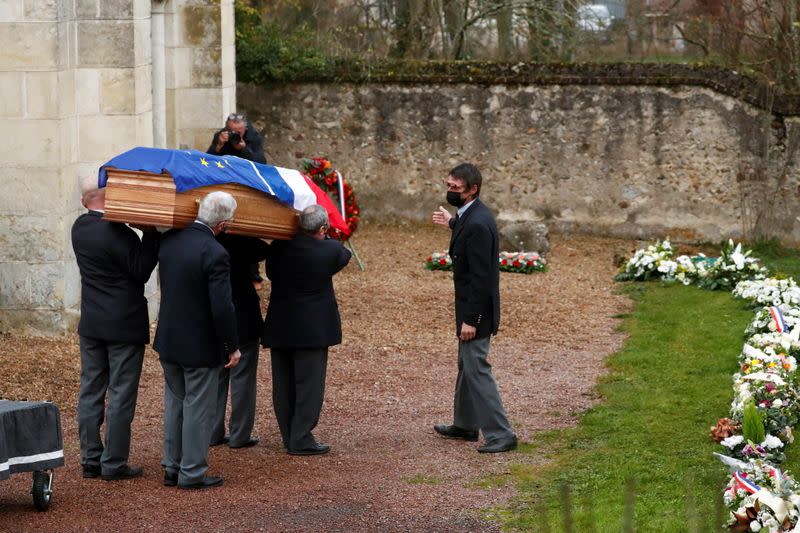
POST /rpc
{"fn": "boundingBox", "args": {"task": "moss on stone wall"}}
[274,60,800,116]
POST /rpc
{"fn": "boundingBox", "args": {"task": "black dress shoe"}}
[288,443,330,456]
[164,471,178,487]
[434,424,479,441]
[178,476,223,490]
[478,436,518,453]
[209,436,229,447]
[101,465,144,481]
[229,437,259,449]
[82,465,100,479]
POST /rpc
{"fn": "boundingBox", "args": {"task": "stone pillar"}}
[1,0,233,335]
[0,0,156,335]
[1,0,76,334]
[163,0,236,150]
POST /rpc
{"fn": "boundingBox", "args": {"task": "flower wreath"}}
[301,157,360,240]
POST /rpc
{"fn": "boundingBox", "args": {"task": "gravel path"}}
[0,223,633,532]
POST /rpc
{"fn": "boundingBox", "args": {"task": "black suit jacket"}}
[216,233,270,344]
[261,233,351,349]
[71,210,159,344]
[206,123,266,164]
[448,199,501,339]
[154,223,239,367]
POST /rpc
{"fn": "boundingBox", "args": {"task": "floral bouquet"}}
[734,278,800,308]
[426,251,547,274]
[614,239,675,281]
[672,254,709,285]
[300,157,360,239]
[723,459,800,532]
[499,251,547,274]
[746,306,800,338]
[426,251,452,271]
[732,376,800,436]
[697,240,768,291]
[744,333,800,360]
[721,434,787,464]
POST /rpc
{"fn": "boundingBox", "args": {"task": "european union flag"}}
[99,147,300,208]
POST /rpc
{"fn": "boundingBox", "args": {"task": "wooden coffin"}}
[103,169,299,240]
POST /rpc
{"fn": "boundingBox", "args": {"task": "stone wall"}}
[0,0,234,335]
[239,82,800,244]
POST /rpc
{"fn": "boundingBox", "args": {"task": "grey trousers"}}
[160,361,220,484]
[211,341,259,446]
[77,336,144,475]
[270,348,328,451]
[452,336,515,443]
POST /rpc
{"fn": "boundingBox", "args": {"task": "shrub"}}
[235,1,328,83]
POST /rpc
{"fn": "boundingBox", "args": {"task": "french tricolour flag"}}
[98,147,349,236]
[769,306,788,333]
[732,471,760,494]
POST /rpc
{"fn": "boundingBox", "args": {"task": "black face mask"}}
[446,191,467,208]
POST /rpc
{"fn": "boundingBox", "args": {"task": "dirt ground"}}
[0,223,634,532]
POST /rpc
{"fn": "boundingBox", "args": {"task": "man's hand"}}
[459,323,476,342]
[215,130,230,151]
[432,206,452,227]
[224,349,241,369]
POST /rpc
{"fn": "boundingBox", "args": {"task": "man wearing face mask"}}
[431,163,517,453]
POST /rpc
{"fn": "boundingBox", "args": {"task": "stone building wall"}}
[0,0,234,335]
[239,82,800,244]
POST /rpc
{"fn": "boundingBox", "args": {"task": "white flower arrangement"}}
[614,239,675,281]
[746,306,800,337]
[745,333,800,360]
[697,240,768,290]
[734,278,800,308]
[723,460,800,532]
[615,238,800,531]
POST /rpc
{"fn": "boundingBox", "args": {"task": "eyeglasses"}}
[227,113,245,121]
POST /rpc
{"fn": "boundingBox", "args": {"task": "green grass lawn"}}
[497,243,800,531]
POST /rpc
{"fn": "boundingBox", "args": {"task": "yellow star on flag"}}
[216,161,224,168]
[200,157,209,167]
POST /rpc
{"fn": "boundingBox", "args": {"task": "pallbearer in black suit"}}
[262,205,351,455]
[431,163,517,453]
[210,233,270,449]
[154,191,241,490]
[71,179,159,480]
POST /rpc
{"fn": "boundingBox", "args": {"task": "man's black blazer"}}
[154,223,238,368]
[71,210,159,344]
[448,199,501,339]
[206,123,266,164]
[216,233,270,344]
[261,233,351,349]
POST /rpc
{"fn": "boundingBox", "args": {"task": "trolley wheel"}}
[31,470,53,511]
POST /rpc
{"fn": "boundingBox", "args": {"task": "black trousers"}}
[270,348,328,451]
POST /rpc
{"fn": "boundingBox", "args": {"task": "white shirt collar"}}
[457,198,476,217]
[193,220,215,234]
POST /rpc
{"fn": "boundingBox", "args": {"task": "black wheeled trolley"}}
[0,400,65,511]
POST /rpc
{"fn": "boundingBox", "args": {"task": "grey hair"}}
[197,191,237,226]
[79,175,104,204]
[299,204,329,233]
[79,175,98,194]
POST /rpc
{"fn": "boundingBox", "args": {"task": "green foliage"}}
[742,401,766,444]
[235,1,327,83]
[502,285,753,531]
[751,239,800,281]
